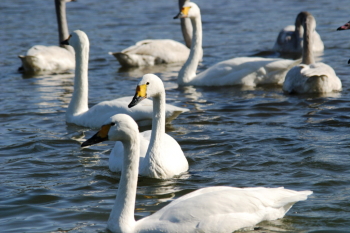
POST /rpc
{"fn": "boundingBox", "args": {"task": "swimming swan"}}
[18,0,75,74]
[175,2,300,87]
[283,12,342,94]
[273,12,324,55]
[81,114,313,233]
[63,30,189,128]
[109,0,200,67]
[110,74,188,179]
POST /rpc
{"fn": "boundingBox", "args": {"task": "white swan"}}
[18,0,75,74]
[109,0,201,67]
[109,74,188,179]
[283,12,342,94]
[273,12,324,55]
[175,2,300,87]
[64,30,189,128]
[81,114,312,233]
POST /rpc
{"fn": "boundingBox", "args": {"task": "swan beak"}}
[174,6,191,19]
[128,84,147,108]
[337,21,350,30]
[81,124,111,147]
[348,59,350,64]
[60,35,72,45]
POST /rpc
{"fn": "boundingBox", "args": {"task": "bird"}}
[105,74,188,179]
[81,113,313,233]
[62,30,188,128]
[283,12,342,94]
[336,20,350,63]
[273,12,324,55]
[174,1,300,87]
[108,0,202,67]
[18,0,75,74]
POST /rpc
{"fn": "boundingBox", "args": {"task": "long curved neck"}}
[294,20,303,51]
[108,135,139,232]
[302,17,315,65]
[145,90,166,178]
[55,0,74,53]
[179,0,192,48]
[178,13,202,85]
[67,42,89,116]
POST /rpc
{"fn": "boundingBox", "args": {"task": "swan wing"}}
[136,187,312,232]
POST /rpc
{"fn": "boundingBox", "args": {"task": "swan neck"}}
[302,18,315,65]
[178,14,202,85]
[55,0,74,53]
[178,0,192,48]
[67,41,89,116]
[108,136,139,232]
[144,90,166,178]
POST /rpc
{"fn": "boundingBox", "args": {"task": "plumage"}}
[65,30,188,128]
[81,114,312,233]
[18,0,75,74]
[109,74,189,179]
[176,2,299,87]
[273,12,324,55]
[283,12,342,94]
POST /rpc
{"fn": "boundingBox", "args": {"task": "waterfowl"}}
[64,30,188,128]
[283,12,342,94]
[18,0,75,74]
[110,74,188,179]
[273,12,324,55]
[81,114,312,233]
[175,2,299,87]
[109,0,200,67]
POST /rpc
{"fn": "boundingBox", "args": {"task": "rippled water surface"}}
[1,0,350,232]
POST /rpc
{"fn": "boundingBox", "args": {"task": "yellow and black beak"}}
[128,84,148,108]
[60,35,72,45]
[81,124,111,147]
[174,6,191,19]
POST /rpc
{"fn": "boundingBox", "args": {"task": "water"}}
[1,0,350,232]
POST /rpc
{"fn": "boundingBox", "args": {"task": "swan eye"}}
[146,82,150,85]
[110,122,115,126]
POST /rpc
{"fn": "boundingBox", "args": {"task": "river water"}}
[1,0,350,232]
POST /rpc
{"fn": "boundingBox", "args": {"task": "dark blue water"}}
[1,0,350,232]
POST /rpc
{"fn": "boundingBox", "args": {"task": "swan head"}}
[128,74,164,108]
[61,30,89,52]
[296,12,316,32]
[174,2,200,19]
[81,114,138,147]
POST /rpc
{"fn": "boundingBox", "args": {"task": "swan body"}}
[176,2,299,87]
[65,30,189,128]
[273,12,324,55]
[110,39,190,67]
[283,12,342,94]
[81,114,313,233]
[18,0,75,74]
[109,74,189,179]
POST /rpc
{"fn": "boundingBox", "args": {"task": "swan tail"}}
[305,75,341,93]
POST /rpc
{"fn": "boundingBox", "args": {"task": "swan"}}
[81,113,312,233]
[283,12,342,94]
[175,2,300,87]
[111,74,188,179]
[63,30,189,128]
[108,0,202,67]
[18,0,75,74]
[273,12,324,55]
